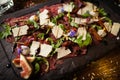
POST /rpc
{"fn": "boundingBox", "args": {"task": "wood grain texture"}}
[76,47,120,80]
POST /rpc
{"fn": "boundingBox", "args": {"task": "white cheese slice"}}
[39,44,52,57]
[104,22,112,32]
[78,2,97,15]
[39,9,49,25]
[77,9,82,15]
[80,18,87,24]
[111,22,120,36]
[39,9,49,19]
[74,17,81,24]
[12,27,20,37]
[81,2,93,15]
[19,25,29,36]
[97,29,107,37]
[40,19,50,26]
[63,3,74,12]
[90,11,98,17]
[72,18,87,24]
[48,22,55,27]
[56,47,71,59]
[52,25,63,39]
[87,18,99,24]
[77,27,87,40]
[91,18,99,22]
[12,25,29,37]
[30,41,40,56]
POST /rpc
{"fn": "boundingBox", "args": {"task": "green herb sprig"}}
[27,20,40,29]
[0,24,12,39]
[51,13,64,24]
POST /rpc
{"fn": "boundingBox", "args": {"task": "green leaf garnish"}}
[46,37,54,47]
[92,25,102,30]
[74,36,83,47]
[73,33,92,47]
[104,17,112,26]
[0,24,12,39]
[34,63,40,74]
[51,13,64,24]
[27,20,40,29]
[70,22,79,28]
[54,37,64,48]
[67,12,73,22]
[37,33,45,40]
[46,27,51,34]
[35,57,49,72]
[82,33,92,46]
[81,11,92,18]
[50,37,64,56]
[98,8,107,16]
[58,24,65,30]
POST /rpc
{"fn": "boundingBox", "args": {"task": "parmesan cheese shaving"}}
[12,25,29,37]
[97,29,107,37]
[52,25,63,39]
[39,44,52,57]
[104,22,112,32]
[77,27,87,40]
[56,47,71,59]
[81,2,93,15]
[111,22,120,36]
[39,9,49,25]
[30,41,40,56]
[63,3,74,12]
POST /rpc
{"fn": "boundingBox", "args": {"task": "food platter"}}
[0,0,120,80]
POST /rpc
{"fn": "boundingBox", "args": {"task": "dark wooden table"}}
[74,47,120,80]
[0,0,120,80]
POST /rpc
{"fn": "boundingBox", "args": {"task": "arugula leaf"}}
[51,13,64,24]
[67,12,73,22]
[74,36,83,47]
[54,37,64,48]
[46,37,54,47]
[46,27,51,34]
[70,2,75,7]
[81,11,92,18]
[37,33,45,40]
[92,25,102,30]
[50,37,64,56]
[98,8,107,16]
[58,24,65,30]
[35,57,49,72]
[98,8,112,25]
[82,33,92,46]
[68,37,75,41]
[104,17,112,26]
[70,22,79,28]
[45,37,64,56]
[73,33,92,47]
[35,57,43,61]
[42,58,49,72]
[0,24,12,39]
[34,63,40,74]
[27,20,39,29]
